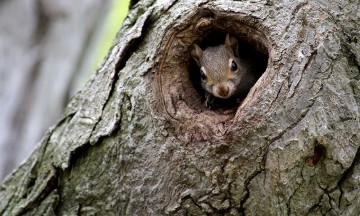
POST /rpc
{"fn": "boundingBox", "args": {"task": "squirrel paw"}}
[205,93,215,109]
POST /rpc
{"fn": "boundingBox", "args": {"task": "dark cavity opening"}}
[189,30,269,111]
[305,144,326,167]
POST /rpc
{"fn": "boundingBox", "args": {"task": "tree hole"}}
[305,145,326,167]
[155,12,271,141]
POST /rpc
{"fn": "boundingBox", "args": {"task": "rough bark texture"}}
[0,0,112,180]
[1,0,360,215]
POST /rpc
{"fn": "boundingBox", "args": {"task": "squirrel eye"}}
[200,69,207,80]
[231,61,238,71]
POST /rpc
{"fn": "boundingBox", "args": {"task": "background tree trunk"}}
[1,0,359,215]
[0,0,112,180]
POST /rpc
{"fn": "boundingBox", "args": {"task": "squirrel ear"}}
[225,33,239,57]
[191,44,203,66]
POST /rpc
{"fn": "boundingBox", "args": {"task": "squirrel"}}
[191,33,256,107]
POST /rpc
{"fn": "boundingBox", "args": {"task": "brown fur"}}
[191,34,248,99]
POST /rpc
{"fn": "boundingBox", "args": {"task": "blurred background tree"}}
[0,0,130,181]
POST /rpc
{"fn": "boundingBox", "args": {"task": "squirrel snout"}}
[216,86,230,98]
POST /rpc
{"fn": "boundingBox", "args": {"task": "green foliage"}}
[94,0,130,68]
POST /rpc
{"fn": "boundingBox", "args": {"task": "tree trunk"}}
[1,0,359,215]
[0,0,112,180]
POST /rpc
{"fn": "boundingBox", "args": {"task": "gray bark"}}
[1,0,360,215]
[0,0,112,180]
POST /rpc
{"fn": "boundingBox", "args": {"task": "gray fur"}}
[191,34,254,99]
[201,46,230,81]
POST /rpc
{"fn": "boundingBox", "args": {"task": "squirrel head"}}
[191,34,243,99]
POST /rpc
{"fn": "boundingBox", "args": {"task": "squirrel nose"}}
[217,86,229,97]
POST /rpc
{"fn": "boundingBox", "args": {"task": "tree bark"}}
[1,0,360,215]
[0,0,112,180]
